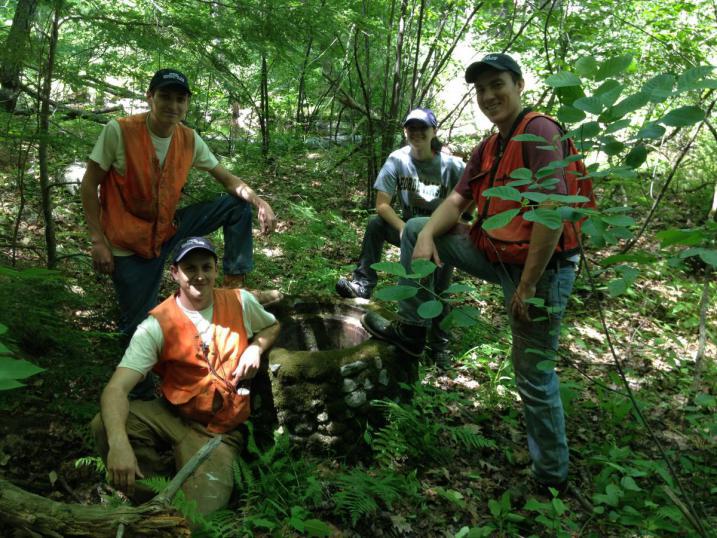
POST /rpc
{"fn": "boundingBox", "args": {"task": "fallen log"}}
[0,436,223,537]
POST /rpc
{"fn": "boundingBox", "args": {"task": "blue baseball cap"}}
[149,68,192,95]
[172,237,217,264]
[403,108,438,128]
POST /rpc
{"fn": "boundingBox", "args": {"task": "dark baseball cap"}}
[172,237,217,264]
[148,68,192,95]
[403,107,438,128]
[465,53,522,83]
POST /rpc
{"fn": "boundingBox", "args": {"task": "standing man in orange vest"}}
[91,236,280,515]
[81,68,280,355]
[363,54,594,492]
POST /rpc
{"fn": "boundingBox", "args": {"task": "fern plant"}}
[369,378,495,467]
[331,467,420,526]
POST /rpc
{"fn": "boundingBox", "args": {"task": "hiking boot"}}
[429,348,453,370]
[361,311,426,357]
[223,274,283,306]
[336,278,371,299]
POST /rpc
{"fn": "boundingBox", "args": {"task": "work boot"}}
[429,347,453,370]
[361,311,426,357]
[336,278,371,299]
[223,274,283,306]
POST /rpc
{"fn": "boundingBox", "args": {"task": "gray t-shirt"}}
[374,146,466,218]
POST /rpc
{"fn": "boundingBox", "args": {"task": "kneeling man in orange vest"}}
[91,236,280,514]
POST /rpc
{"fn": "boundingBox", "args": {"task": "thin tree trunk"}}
[693,268,712,379]
[296,36,314,127]
[382,0,409,161]
[0,0,39,112]
[409,0,426,109]
[260,55,269,158]
[39,3,61,269]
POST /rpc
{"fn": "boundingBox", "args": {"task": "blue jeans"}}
[398,217,575,484]
[112,195,253,339]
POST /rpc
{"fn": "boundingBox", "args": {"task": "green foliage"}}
[231,424,330,536]
[332,467,420,525]
[368,378,495,467]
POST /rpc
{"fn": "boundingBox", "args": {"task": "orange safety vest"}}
[468,110,596,264]
[99,113,195,259]
[151,289,250,434]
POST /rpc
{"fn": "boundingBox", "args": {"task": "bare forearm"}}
[520,222,563,286]
[251,321,280,353]
[376,203,404,233]
[420,195,465,239]
[100,384,131,447]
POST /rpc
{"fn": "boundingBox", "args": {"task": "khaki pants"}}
[91,399,244,515]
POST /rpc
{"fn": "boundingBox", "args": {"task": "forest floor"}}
[0,143,715,537]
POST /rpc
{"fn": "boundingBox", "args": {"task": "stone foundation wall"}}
[250,298,416,455]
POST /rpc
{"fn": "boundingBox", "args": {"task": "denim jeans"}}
[112,194,253,339]
[397,217,575,484]
[353,214,453,349]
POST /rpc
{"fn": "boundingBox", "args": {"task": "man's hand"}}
[91,239,114,274]
[255,198,276,235]
[232,344,261,382]
[510,280,537,323]
[107,437,144,496]
[412,231,442,267]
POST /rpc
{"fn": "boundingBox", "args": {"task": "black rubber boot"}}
[361,311,426,357]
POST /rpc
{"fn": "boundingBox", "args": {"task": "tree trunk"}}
[0,0,39,112]
[381,0,409,161]
[260,55,270,158]
[39,3,61,269]
[408,0,426,110]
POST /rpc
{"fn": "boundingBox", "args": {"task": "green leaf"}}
[566,121,600,140]
[608,278,627,297]
[601,137,625,156]
[442,306,480,328]
[573,96,604,115]
[546,194,591,204]
[603,119,632,135]
[594,79,623,106]
[636,122,666,139]
[303,519,332,537]
[656,228,704,247]
[0,379,25,391]
[695,393,716,408]
[0,357,45,381]
[620,476,642,492]
[601,252,656,266]
[0,341,11,355]
[557,105,586,123]
[575,55,598,77]
[522,191,548,203]
[506,179,533,187]
[0,324,7,336]
[642,74,675,102]
[509,168,533,181]
[418,300,443,319]
[603,215,634,227]
[660,106,705,127]
[523,208,563,229]
[699,250,717,267]
[512,133,549,143]
[546,71,582,88]
[374,285,417,301]
[482,208,520,230]
[624,145,647,169]
[537,360,555,372]
[408,259,437,278]
[603,92,650,122]
[442,283,474,295]
[677,66,717,90]
[483,186,522,202]
[370,261,406,277]
[595,54,633,81]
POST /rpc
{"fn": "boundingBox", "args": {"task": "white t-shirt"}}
[118,289,277,377]
[89,117,219,175]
